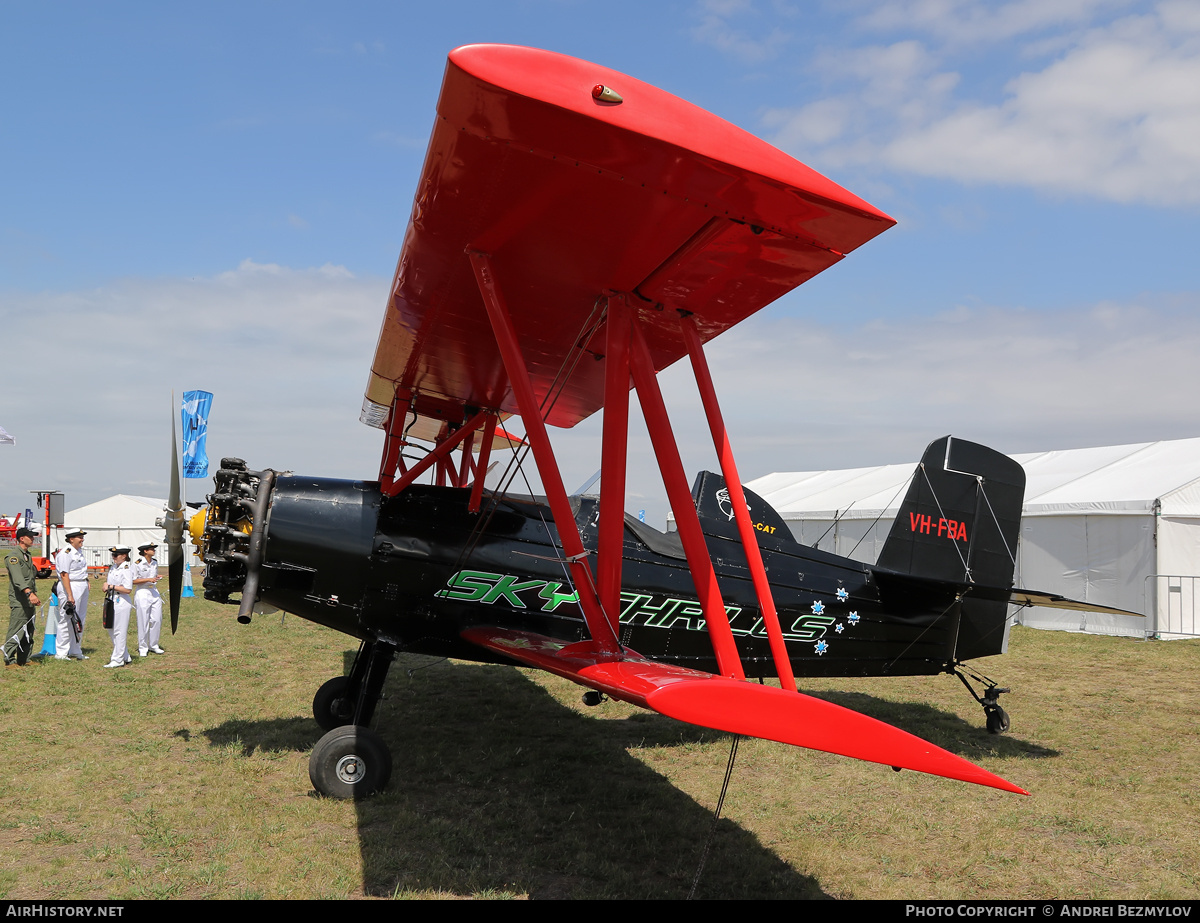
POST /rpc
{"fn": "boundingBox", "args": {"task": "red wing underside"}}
[362,44,895,436]
[463,627,1027,796]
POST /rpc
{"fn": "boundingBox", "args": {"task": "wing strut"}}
[450,256,1023,795]
[377,389,412,494]
[624,308,746,680]
[382,408,490,497]
[378,389,505,501]
[597,295,631,622]
[678,313,797,693]
[455,265,778,684]
[468,412,498,512]
[469,250,622,654]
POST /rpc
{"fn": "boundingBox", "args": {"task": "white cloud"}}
[764,39,958,152]
[766,2,1200,206]
[693,295,1200,459]
[5,264,1197,534]
[0,262,388,511]
[541,293,1200,527]
[883,12,1200,202]
[691,0,794,63]
[859,0,1135,46]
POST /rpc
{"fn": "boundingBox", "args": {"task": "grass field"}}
[1,573,1198,899]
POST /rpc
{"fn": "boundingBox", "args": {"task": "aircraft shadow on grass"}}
[204,655,823,898]
[357,656,828,899]
[799,690,1059,762]
[200,653,1054,898]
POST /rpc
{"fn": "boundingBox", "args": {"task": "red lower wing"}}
[463,627,1027,796]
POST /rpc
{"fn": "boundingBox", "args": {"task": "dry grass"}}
[1,573,1197,899]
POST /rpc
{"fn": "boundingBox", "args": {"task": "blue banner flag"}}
[181,390,214,479]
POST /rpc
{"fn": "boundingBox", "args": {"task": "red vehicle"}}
[1,516,54,578]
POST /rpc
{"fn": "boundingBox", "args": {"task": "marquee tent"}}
[49,495,198,569]
[744,437,1200,639]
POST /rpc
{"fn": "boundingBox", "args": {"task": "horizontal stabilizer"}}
[462,627,1027,795]
[1011,589,1142,618]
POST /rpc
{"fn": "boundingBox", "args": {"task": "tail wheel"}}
[309,725,392,799]
[313,676,355,731]
[954,666,1012,735]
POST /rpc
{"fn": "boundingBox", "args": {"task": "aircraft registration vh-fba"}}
[164,44,1129,801]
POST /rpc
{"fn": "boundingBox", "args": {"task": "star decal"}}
[811,600,825,615]
[835,622,844,633]
[836,587,849,602]
[814,640,828,655]
[847,611,860,626]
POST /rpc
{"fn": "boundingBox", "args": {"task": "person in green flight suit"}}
[4,527,41,667]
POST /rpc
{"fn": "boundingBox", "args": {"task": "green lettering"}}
[647,600,704,630]
[786,614,835,642]
[480,575,547,608]
[538,581,580,612]
[436,570,502,602]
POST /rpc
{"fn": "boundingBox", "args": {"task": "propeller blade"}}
[165,393,185,633]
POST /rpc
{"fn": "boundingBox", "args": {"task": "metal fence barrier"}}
[1144,575,1200,639]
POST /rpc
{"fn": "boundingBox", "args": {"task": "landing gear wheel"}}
[309,725,392,799]
[954,666,1012,735]
[313,676,355,731]
[985,706,1010,735]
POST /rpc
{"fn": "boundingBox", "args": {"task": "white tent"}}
[51,495,197,569]
[745,437,1200,639]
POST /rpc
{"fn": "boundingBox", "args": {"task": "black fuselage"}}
[208,473,996,681]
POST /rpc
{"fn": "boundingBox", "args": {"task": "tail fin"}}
[877,436,1025,588]
[876,437,1025,662]
[691,470,794,548]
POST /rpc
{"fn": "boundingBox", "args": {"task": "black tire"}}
[313,676,355,731]
[36,568,53,579]
[309,725,392,799]
[985,706,1010,735]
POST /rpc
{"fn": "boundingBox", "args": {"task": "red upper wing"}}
[362,44,895,436]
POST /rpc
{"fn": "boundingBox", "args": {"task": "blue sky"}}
[2,1,1198,526]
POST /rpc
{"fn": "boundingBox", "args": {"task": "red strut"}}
[679,314,796,692]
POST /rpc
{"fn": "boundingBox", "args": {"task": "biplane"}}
[171,44,1111,801]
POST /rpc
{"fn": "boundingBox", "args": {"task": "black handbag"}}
[102,589,115,630]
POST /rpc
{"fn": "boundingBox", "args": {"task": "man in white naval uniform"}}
[102,546,134,668]
[132,543,165,656]
[55,529,90,660]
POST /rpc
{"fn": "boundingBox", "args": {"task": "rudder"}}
[876,436,1025,589]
